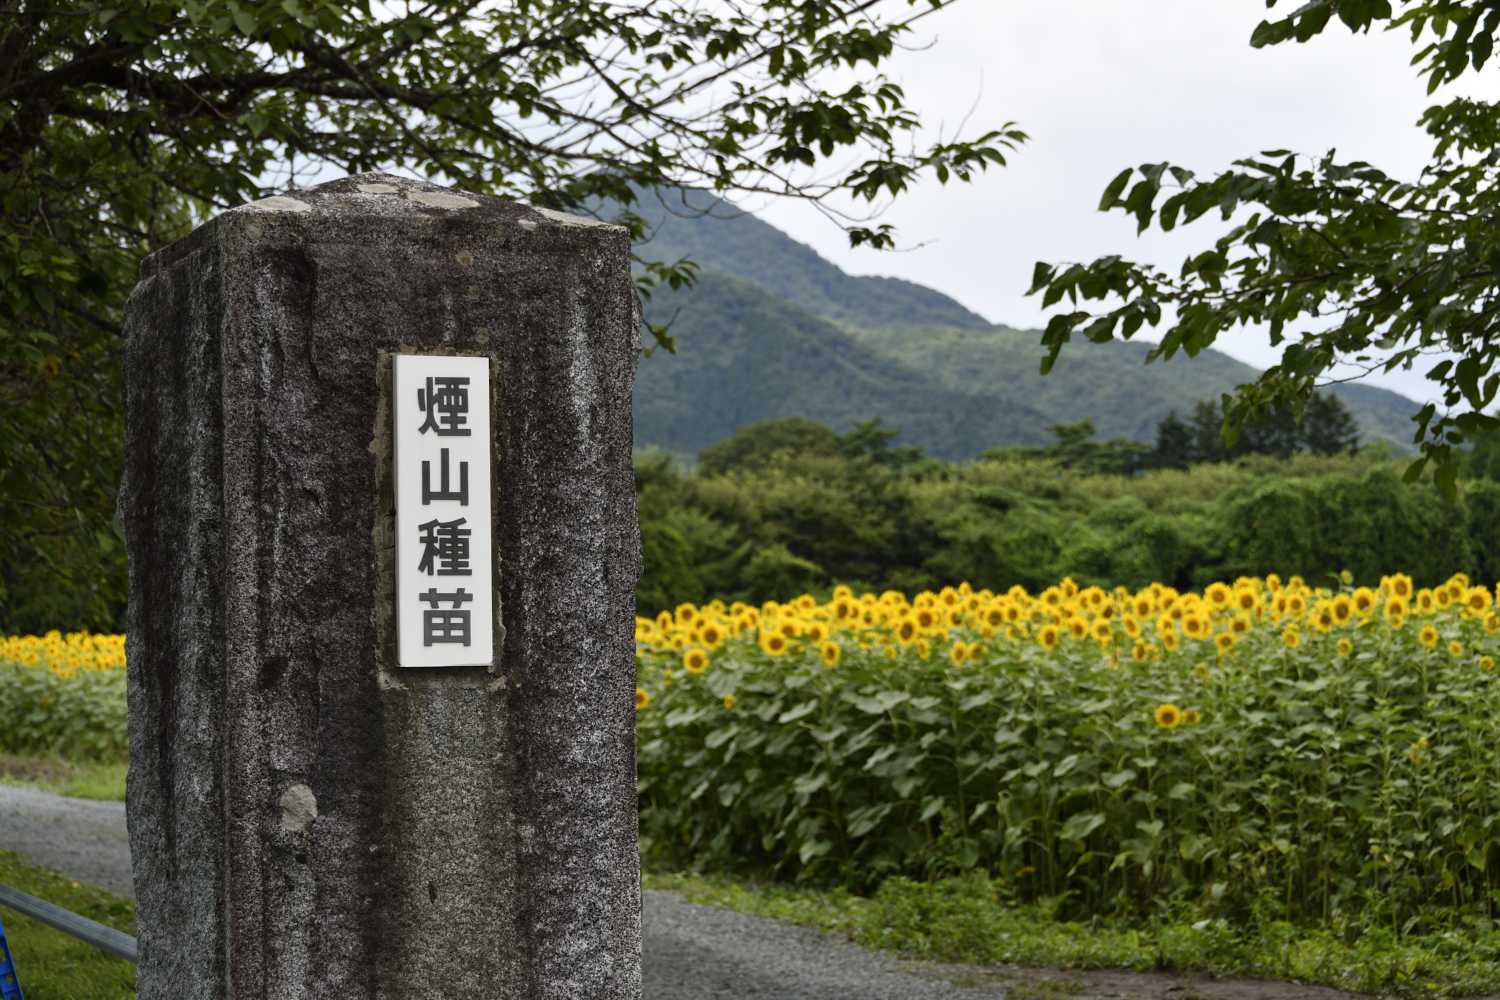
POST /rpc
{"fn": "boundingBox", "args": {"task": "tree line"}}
[1018,392,1362,477]
[637,408,1499,615]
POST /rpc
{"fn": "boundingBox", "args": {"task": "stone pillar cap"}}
[226,172,625,233]
[140,172,629,281]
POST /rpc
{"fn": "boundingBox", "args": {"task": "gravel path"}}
[0,784,132,896]
[0,785,996,998]
[0,786,1385,1000]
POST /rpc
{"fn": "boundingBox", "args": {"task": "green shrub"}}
[0,663,127,760]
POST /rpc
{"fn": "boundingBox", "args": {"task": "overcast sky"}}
[740,1,1494,406]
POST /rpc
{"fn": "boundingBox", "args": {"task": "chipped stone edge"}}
[531,206,623,230]
[405,190,480,211]
[278,783,318,833]
[237,195,313,214]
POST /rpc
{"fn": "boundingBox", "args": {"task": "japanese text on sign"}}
[394,355,494,667]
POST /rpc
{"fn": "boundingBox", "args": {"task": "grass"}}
[644,870,1500,999]
[2,846,1497,999]
[0,754,126,801]
[0,850,134,1000]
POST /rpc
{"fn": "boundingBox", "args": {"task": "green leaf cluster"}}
[0,663,127,760]
[1032,2,1500,489]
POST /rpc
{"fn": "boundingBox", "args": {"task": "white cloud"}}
[751,1,1494,405]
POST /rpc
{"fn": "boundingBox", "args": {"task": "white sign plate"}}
[394,354,494,667]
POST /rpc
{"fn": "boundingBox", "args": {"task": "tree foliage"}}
[0,0,1023,630]
[1029,0,1500,493]
[1006,395,1360,476]
[635,418,1488,613]
[1171,392,1361,467]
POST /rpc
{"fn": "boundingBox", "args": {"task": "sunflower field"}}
[0,631,128,759]
[7,573,1500,938]
[636,572,1500,935]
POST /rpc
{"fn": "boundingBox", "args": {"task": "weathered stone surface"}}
[120,173,642,999]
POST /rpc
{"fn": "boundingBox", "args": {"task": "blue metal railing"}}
[0,910,24,1000]
[0,883,137,965]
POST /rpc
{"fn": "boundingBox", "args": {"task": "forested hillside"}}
[629,188,1420,459]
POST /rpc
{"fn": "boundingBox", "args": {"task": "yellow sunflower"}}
[1383,595,1409,627]
[634,687,651,710]
[1205,582,1231,609]
[895,617,919,644]
[1153,703,1183,728]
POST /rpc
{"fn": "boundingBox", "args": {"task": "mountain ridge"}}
[627,189,1420,459]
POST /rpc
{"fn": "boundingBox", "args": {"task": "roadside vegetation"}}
[646,871,1500,998]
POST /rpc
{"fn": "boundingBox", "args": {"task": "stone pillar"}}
[119,174,641,999]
